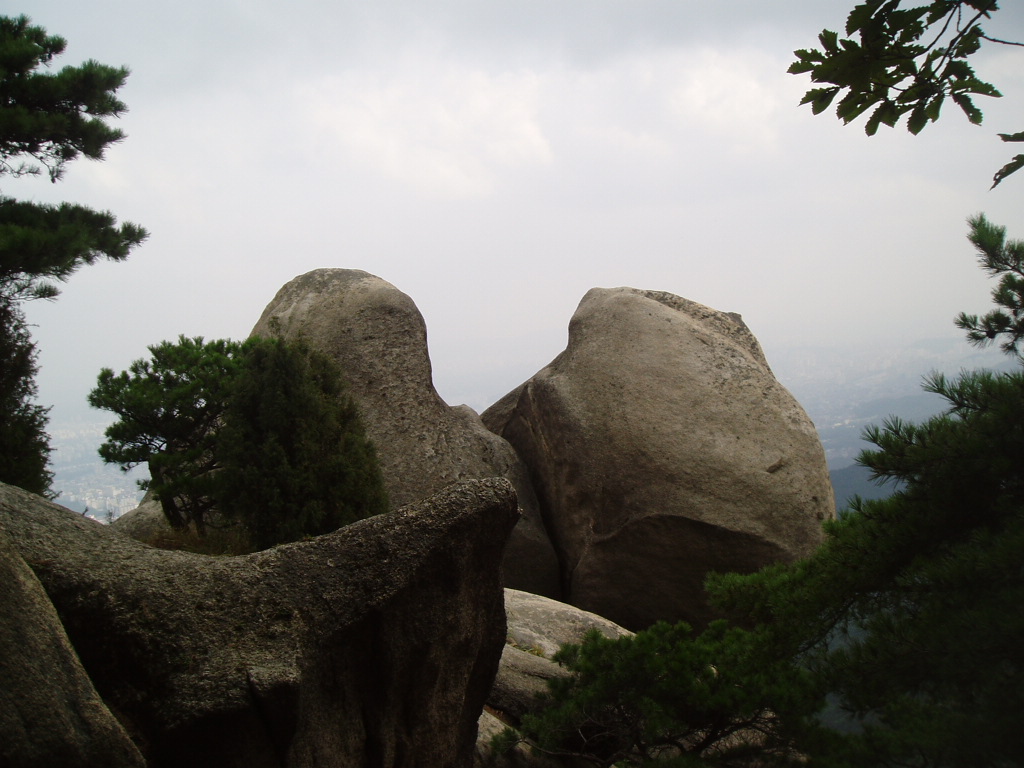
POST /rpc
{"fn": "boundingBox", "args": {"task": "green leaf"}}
[991,154,1024,189]
[802,87,841,115]
[998,131,1024,143]
[846,1,886,35]
[952,93,983,124]
[965,80,1002,98]
[907,104,928,135]
[957,26,984,56]
[942,60,974,82]
[819,29,840,54]
[865,101,901,135]
[836,92,876,124]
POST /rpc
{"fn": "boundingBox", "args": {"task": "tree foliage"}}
[89,335,388,548]
[0,300,51,496]
[955,213,1024,355]
[0,14,148,303]
[90,336,242,532]
[789,1,1024,187]
[0,14,128,182]
[715,216,1024,767]
[510,622,816,767]
[0,197,148,303]
[0,15,146,494]
[214,336,389,549]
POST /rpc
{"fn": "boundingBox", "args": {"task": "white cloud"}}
[520,47,798,172]
[296,59,552,198]
[667,48,796,156]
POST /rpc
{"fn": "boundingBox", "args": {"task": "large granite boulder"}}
[0,524,145,768]
[0,478,519,768]
[483,288,834,631]
[251,268,559,597]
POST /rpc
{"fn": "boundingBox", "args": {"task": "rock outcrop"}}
[483,288,834,631]
[0,478,519,768]
[0,525,145,768]
[251,268,559,597]
[503,588,632,660]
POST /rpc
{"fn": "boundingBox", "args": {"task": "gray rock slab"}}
[0,477,519,768]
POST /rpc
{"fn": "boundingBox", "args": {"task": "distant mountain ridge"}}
[830,463,899,513]
[769,337,1012,511]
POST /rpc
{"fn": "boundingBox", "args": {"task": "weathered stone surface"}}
[0,524,145,768]
[489,589,632,724]
[503,588,632,659]
[490,644,566,726]
[483,288,834,631]
[0,478,519,768]
[251,268,559,597]
[477,590,633,765]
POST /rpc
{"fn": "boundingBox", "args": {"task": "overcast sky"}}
[16,0,1024,421]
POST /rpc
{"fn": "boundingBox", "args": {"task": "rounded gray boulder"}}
[483,288,834,630]
[251,269,560,597]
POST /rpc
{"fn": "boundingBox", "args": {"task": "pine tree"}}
[710,215,1024,767]
[0,14,147,493]
[214,337,388,549]
[0,301,51,495]
[90,335,388,548]
[89,336,243,533]
[0,14,147,302]
[510,621,814,767]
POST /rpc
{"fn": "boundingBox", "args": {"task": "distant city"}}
[48,420,147,523]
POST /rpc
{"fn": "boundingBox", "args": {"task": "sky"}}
[15,0,1024,422]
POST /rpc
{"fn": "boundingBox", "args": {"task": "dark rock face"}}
[251,268,560,598]
[0,478,519,768]
[0,525,145,768]
[484,288,834,631]
[489,644,566,727]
